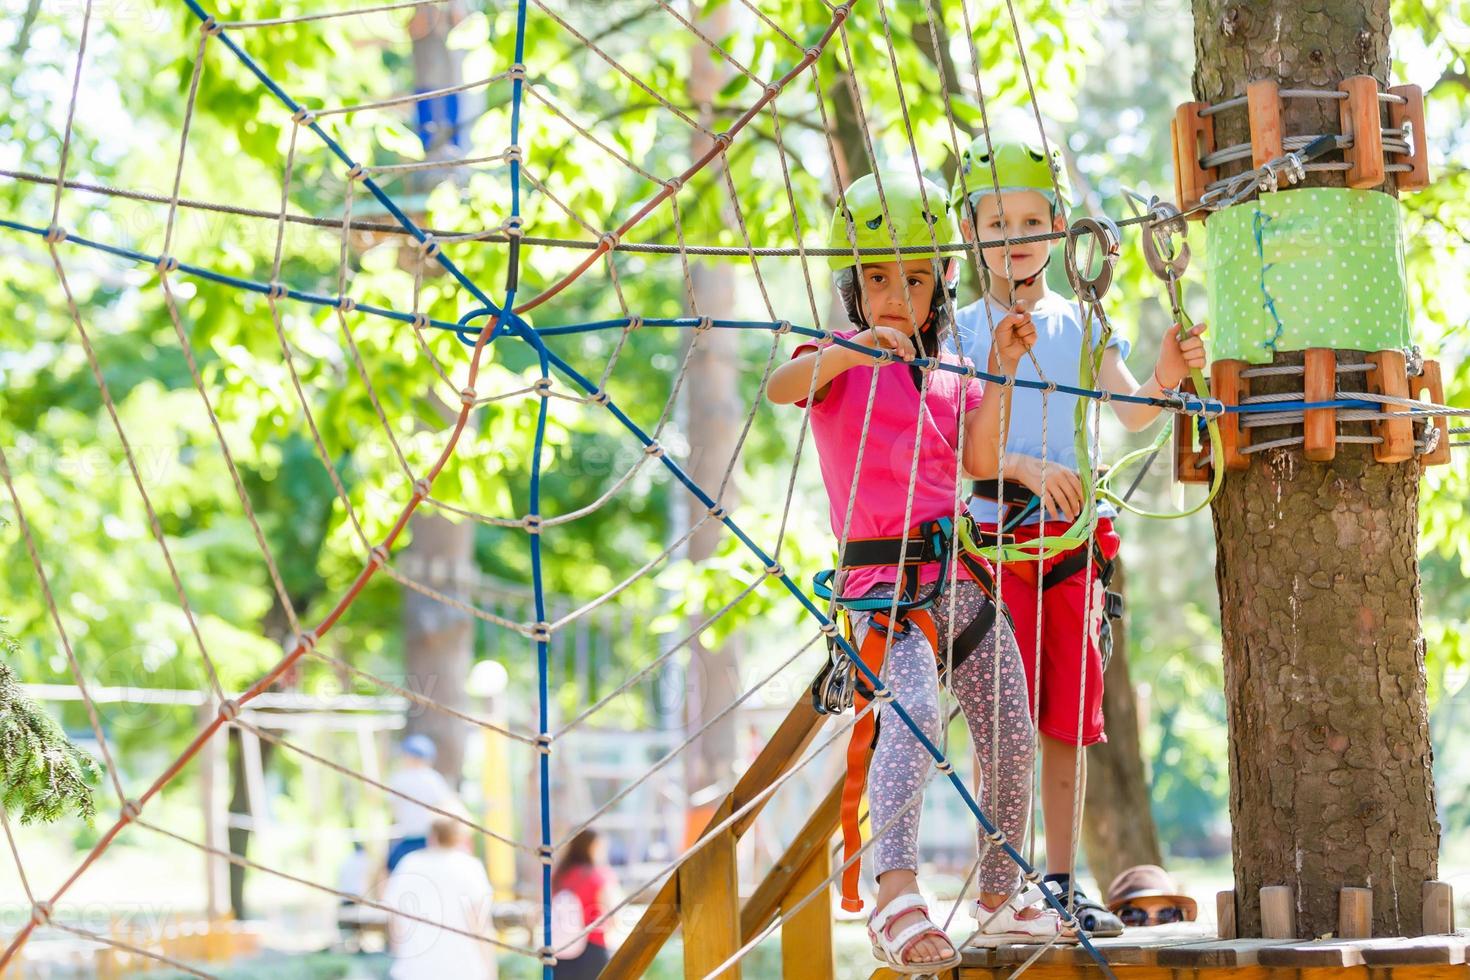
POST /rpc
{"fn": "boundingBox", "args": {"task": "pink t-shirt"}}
[793,329,988,599]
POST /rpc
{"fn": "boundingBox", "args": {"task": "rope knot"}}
[935,759,954,775]
[502,216,524,238]
[626,315,644,331]
[43,225,67,244]
[502,145,523,163]
[199,16,222,35]
[985,829,1006,846]
[296,629,318,652]
[410,312,429,329]
[459,386,478,406]
[589,390,610,406]
[819,621,839,637]
[534,734,552,756]
[531,622,552,643]
[345,163,366,182]
[155,255,179,274]
[833,3,853,21]
[266,281,287,300]
[1000,373,1016,388]
[1043,381,1059,394]
[31,902,53,928]
[1023,869,1042,884]
[805,46,823,61]
[120,799,142,822]
[598,231,620,251]
[763,83,781,99]
[368,546,390,569]
[419,234,440,258]
[523,514,543,534]
[712,131,733,149]
[539,950,557,967]
[695,316,713,332]
[337,295,356,313]
[873,686,894,703]
[412,478,432,499]
[507,63,528,80]
[764,562,784,578]
[644,442,665,458]
[664,176,683,192]
[537,844,554,863]
[218,699,241,722]
[291,107,316,126]
[1096,388,1112,402]
[532,377,553,397]
[775,320,792,335]
[707,504,727,520]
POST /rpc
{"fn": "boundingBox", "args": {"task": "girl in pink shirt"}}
[768,172,1071,973]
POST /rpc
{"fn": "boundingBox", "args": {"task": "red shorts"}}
[979,518,1120,747]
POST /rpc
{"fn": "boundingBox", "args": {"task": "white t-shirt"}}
[384,847,497,980]
[387,765,455,839]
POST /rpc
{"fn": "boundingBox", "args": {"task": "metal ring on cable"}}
[1142,202,1191,285]
[1063,216,1120,304]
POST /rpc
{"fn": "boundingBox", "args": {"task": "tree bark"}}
[1192,0,1438,938]
[401,1,474,786]
[1080,558,1164,892]
[682,1,744,806]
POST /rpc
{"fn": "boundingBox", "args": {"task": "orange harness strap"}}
[838,607,937,912]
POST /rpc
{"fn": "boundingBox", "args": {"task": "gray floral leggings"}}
[852,577,1035,894]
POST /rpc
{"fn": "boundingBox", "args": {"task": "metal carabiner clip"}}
[1063,215,1121,304]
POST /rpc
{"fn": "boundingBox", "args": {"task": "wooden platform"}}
[870,926,1470,979]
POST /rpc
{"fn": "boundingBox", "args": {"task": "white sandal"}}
[867,892,963,974]
[971,887,1079,944]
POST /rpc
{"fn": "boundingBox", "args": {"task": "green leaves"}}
[0,621,100,825]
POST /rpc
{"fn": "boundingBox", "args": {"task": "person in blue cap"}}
[386,733,456,873]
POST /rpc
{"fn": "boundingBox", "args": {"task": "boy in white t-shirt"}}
[948,132,1207,935]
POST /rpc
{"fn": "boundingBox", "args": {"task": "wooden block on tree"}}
[1247,78,1284,167]
[1339,886,1373,939]
[1365,349,1415,463]
[1409,361,1452,467]
[1173,101,1216,220]
[1173,376,1211,484]
[1339,75,1386,189]
[1211,360,1250,471]
[1260,885,1296,939]
[1217,889,1237,940]
[1302,348,1338,462]
[1388,84,1430,191]
[1423,879,1456,935]
[679,827,742,980]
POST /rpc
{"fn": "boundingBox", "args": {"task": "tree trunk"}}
[401,1,474,786]
[1080,558,1164,892]
[682,0,743,807]
[1192,0,1438,938]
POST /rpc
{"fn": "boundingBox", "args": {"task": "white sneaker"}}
[972,893,1079,944]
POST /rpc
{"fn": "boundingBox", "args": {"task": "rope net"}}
[1,2,1463,978]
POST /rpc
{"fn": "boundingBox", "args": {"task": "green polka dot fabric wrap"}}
[1205,188,1410,364]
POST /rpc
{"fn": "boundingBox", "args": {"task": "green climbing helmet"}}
[949,135,1071,212]
[826,171,958,272]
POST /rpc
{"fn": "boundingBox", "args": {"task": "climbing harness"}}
[969,478,1125,672]
[808,515,1004,912]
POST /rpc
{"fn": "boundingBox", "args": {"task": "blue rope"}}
[1252,207,1286,355]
